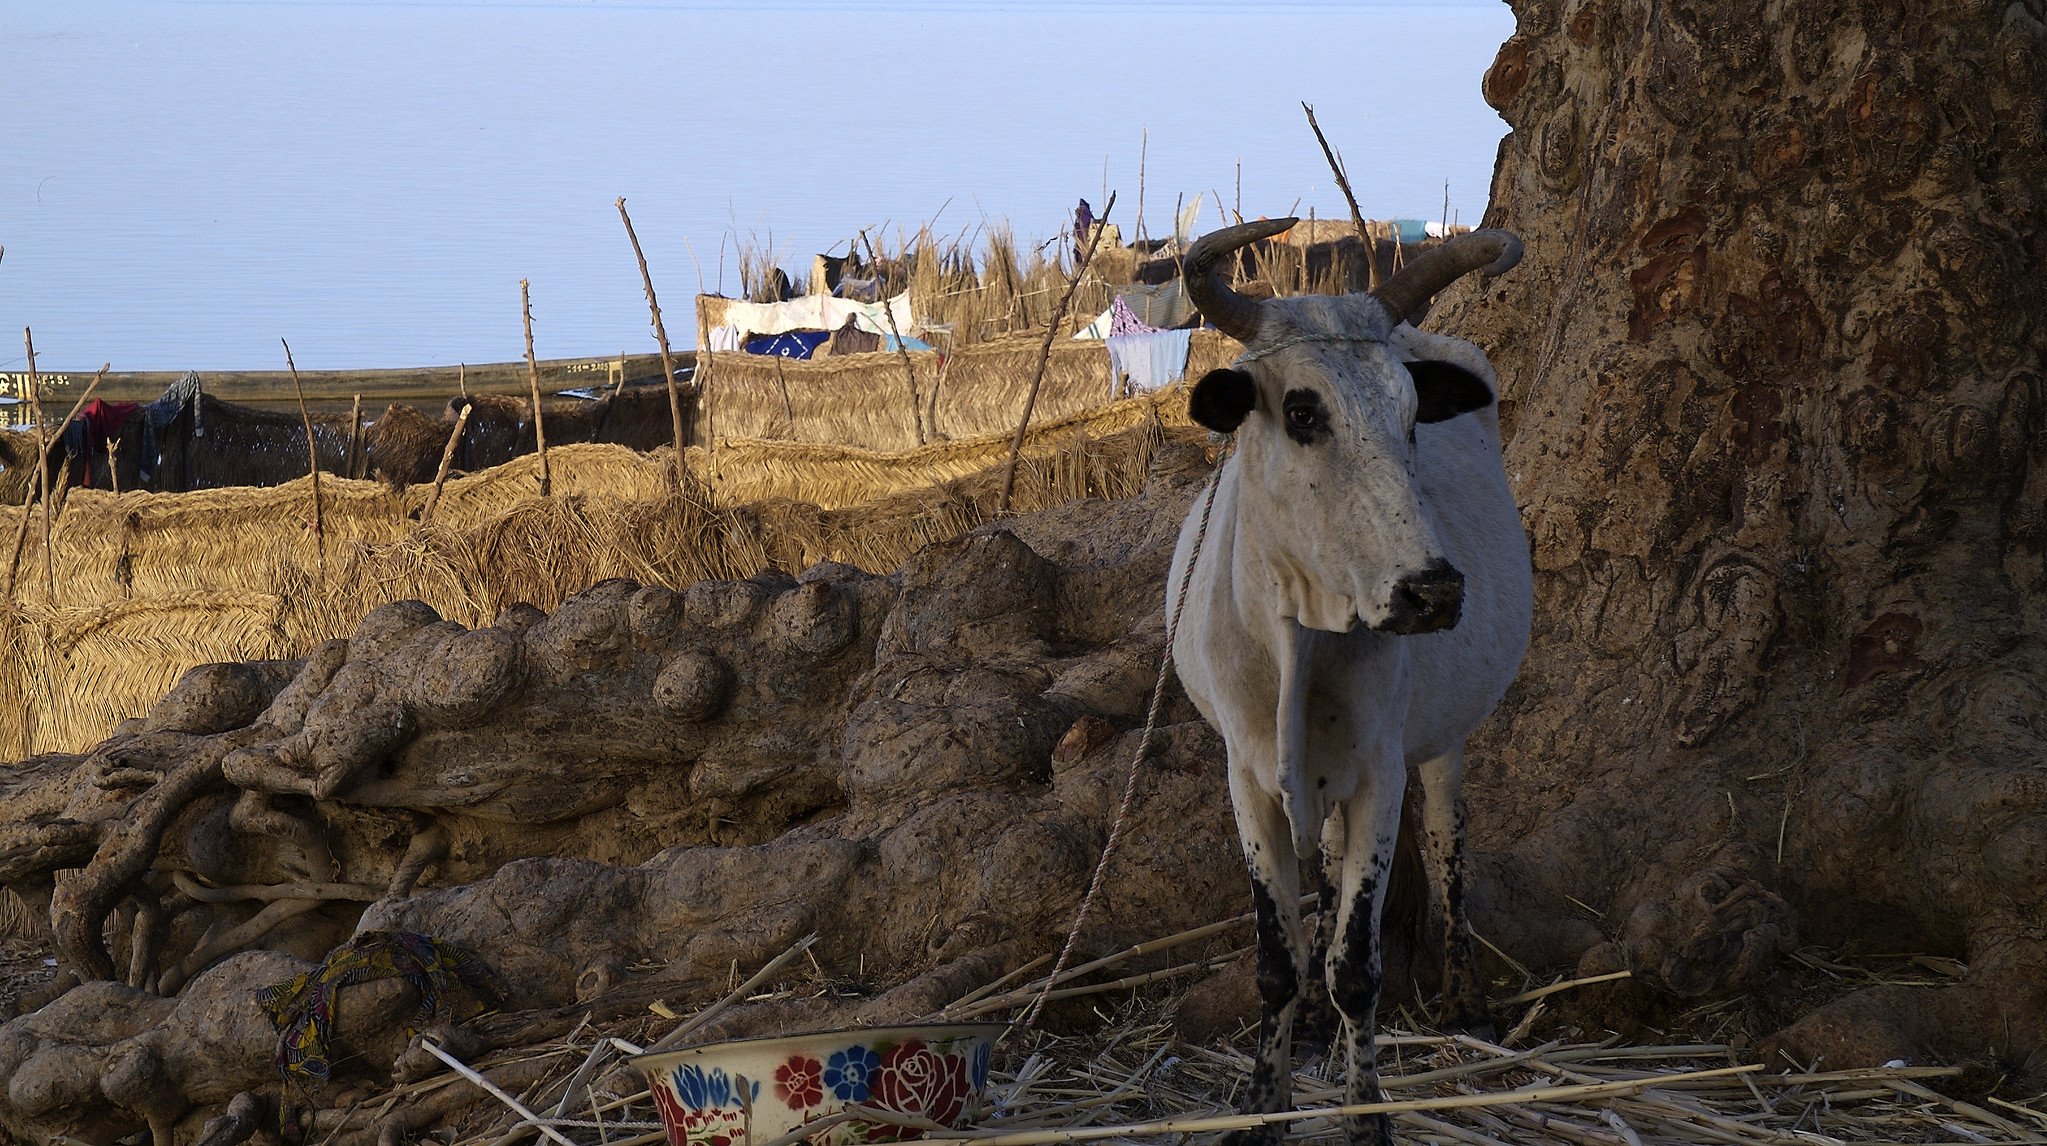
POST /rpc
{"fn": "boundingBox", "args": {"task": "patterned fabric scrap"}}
[257,929,507,1084]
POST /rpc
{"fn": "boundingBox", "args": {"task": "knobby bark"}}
[1431,0,2047,1074]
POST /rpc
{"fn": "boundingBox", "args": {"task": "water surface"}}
[2,0,1513,371]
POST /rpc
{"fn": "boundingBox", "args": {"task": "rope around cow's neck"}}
[1020,435,1234,1031]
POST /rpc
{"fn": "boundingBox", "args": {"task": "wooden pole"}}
[419,402,472,524]
[519,279,551,497]
[615,198,690,494]
[25,330,54,600]
[107,439,120,495]
[1302,102,1374,291]
[859,230,928,446]
[343,393,363,479]
[5,363,104,603]
[280,340,325,577]
[997,191,1115,516]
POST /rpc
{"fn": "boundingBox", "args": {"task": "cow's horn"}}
[1370,228,1523,324]
[1183,217,1297,343]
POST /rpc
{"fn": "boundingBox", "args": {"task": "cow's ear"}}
[1189,368,1257,433]
[1407,360,1494,423]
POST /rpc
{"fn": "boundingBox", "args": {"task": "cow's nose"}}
[1382,559,1465,634]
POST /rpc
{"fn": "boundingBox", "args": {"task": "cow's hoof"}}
[1341,1111,1396,1146]
[1222,1126,1283,1146]
[1440,997,1495,1041]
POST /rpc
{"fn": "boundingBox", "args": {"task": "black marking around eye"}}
[1282,388,1332,445]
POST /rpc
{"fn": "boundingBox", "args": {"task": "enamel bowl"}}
[630,1023,1005,1146]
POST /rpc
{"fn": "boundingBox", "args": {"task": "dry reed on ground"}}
[387,918,2033,1146]
[0,401,1193,758]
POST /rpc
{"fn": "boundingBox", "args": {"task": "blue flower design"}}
[970,1040,992,1090]
[674,1064,739,1110]
[823,1045,880,1102]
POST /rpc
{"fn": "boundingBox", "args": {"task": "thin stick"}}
[1302,102,1373,291]
[418,1039,577,1146]
[459,362,467,398]
[344,393,363,479]
[859,230,926,446]
[4,361,100,602]
[107,438,120,495]
[1135,126,1147,251]
[642,932,819,1055]
[420,403,473,524]
[281,340,325,576]
[519,280,551,497]
[617,198,690,494]
[921,1064,1765,1146]
[998,191,1114,516]
[1496,969,1633,1006]
[27,332,53,599]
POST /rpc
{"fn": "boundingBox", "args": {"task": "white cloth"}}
[1106,328,1193,394]
[1073,306,1113,340]
[719,292,915,340]
[706,324,744,352]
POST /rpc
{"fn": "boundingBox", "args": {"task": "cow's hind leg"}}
[1328,773,1404,1146]
[1418,748,1491,1036]
[1224,784,1308,1146]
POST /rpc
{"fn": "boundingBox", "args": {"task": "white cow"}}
[1168,221,1532,1146]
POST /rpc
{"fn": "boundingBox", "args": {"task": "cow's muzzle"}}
[1379,559,1465,634]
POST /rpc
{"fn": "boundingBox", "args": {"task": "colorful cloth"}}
[1108,296,1160,337]
[743,330,831,360]
[257,930,506,1084]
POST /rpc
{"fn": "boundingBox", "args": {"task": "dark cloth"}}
[821,321,883,357]
[743,330,830,360]
[139,371,203,485]
[1074,198,1095,263]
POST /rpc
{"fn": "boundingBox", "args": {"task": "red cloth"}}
[80,399,140,486]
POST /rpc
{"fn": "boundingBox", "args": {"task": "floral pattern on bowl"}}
[633,1023,1004,1146]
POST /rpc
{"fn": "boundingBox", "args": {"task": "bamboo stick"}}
[421,403,474,523]
[918,1065,1765,1146]
[998,192,1114,515]
[280,340,325,576]
[1496,969,1633,1005]
[642,932,819,1055]
[344,392,363,478]
[520,280,551,497]
[418,1039,577,1146]
[27,331,54,600]
[616,198,690,495]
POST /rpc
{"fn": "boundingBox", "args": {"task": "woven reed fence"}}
[1,395,1199,758]
[705,329,1236,451]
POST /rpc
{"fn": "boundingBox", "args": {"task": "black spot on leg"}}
[1249,881,1299,1015]
[1328,876,1383,1024]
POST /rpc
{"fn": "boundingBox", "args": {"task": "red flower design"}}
[776,1054,825,1108]
[870,1041,972,1128]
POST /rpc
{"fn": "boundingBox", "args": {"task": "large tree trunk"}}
[1434,0,2047,1073]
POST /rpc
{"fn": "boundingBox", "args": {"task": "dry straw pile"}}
[0,396,1195,758]
[335,919,2037,1146]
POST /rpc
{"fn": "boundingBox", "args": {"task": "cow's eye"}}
[1280,389,1331,444]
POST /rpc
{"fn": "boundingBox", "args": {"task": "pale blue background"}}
[0,0,1513,371]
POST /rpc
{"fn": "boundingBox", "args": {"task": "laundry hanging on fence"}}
[1109,296,1161,336]
[706,324,745,353]
[720,292,916,341]
[1112,279,1195,329]
[1106,328,1193,395]
[743,330,832,360]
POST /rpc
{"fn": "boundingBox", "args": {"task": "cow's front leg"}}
[1328,771,1404,1146]
[1224,783,1308,1146]
[1418,748,1491,1036]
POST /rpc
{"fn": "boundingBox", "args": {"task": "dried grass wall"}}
[1,396,1200,758]
[705,329,1235,452]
